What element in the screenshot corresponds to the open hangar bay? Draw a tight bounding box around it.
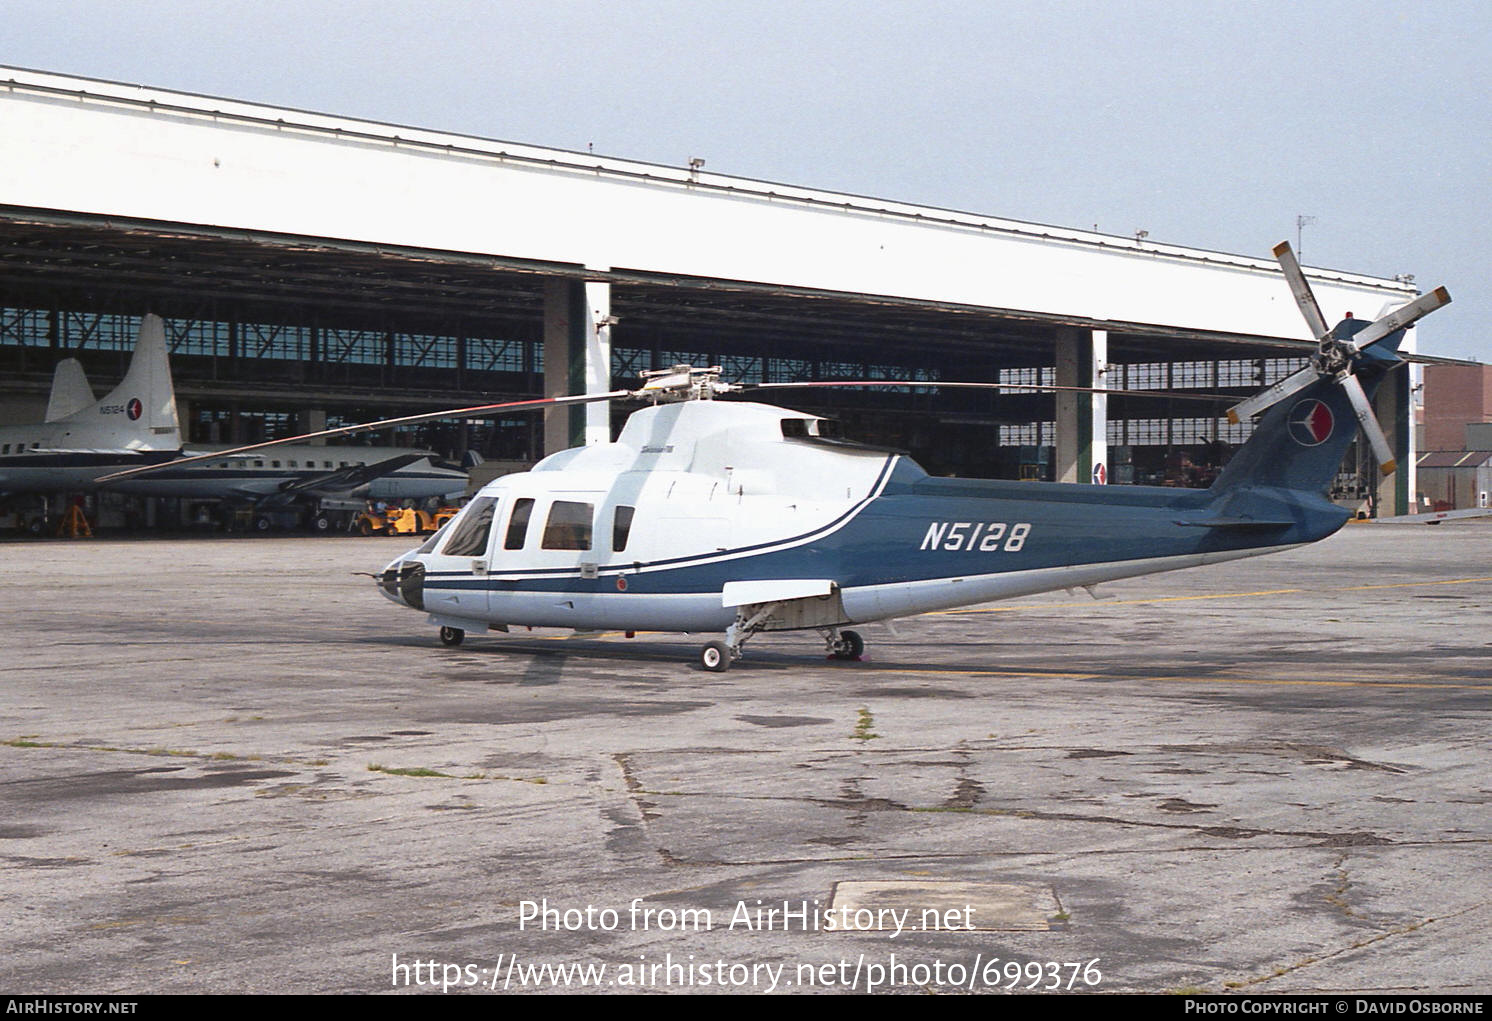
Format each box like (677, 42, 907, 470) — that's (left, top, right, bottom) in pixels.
(0, 524, 1487, 994)
(0, 66, 1437, 518)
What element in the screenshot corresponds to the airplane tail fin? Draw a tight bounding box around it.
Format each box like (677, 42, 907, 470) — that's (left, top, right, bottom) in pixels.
(64, 314, 181, 450)
(44, 359, 96, 422)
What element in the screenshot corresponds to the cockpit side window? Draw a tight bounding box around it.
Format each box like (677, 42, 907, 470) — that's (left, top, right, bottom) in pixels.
(416, 519, 452, 554)
(441, 497, 498, 556)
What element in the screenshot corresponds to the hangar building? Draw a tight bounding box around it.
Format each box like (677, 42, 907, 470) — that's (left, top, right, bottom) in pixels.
(0, 67, 1430, 516)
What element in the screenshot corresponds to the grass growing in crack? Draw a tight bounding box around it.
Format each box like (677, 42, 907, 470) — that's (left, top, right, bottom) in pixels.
(851, 708, 880, 742)
(368, 764, 454, 779)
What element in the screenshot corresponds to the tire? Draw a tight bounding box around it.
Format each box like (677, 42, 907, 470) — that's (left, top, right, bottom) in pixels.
(439, 626, 465, 647)
(700, 641, 732, 672)
(311, 513, 331, 534)
(834, 630, 865, 660)
(253, 515, 272, 533)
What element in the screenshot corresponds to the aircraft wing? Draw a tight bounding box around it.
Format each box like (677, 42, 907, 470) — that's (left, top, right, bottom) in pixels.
(30, 447, 170, 456)
(274, 453, 432, 497)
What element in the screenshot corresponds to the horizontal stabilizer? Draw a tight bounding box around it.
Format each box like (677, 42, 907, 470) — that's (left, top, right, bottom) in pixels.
(1174, 517, 1294, 530)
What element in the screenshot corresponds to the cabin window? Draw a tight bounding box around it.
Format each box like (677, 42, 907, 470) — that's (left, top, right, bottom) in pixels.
(612, 506, 635, 552)
(271, 460, 281, 469)
(541, 501, 593, 550)
(2, 444, 8, 454)
(504, 498, 534, 550)
(441, 497, 499, 557)
(254, 460, 264, 468)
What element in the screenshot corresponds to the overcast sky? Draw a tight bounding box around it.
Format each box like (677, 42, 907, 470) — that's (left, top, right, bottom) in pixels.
(7, 0, 1489, 359)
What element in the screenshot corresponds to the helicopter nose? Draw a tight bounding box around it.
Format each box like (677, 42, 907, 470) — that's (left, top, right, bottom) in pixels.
(377, 558, 425, 610)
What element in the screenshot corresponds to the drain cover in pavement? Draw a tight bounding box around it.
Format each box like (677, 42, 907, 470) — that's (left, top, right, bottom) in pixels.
(827, 880, 1059, 932)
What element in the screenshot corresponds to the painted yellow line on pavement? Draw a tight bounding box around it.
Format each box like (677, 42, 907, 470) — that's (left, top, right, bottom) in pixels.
(859, 665, 1492, 691)
(1338, 576, 1492, 592)
(938, 589, 1303, 615)
(939, 576, 1492, 616)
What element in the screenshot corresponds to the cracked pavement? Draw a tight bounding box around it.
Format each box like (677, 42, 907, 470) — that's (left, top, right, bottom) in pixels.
(1, 524, 1488, 993)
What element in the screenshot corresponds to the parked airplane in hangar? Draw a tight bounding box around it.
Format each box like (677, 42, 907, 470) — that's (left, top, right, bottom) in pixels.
(0, 314, 470, 531)
(101, 243, 1452, 668)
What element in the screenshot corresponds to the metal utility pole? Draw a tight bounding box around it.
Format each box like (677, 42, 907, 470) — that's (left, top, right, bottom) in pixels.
(1296, 215, 1317, 261)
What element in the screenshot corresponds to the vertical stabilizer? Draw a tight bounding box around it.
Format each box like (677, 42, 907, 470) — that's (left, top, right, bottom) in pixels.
(44, 359, 96, 422)
(82, 314, 181, 449)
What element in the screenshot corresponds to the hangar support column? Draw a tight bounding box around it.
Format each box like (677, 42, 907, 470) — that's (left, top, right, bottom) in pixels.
(1375, 364, 1411, 516)
(543, 278, 613, 454)
(1053, 328, 1109, 485)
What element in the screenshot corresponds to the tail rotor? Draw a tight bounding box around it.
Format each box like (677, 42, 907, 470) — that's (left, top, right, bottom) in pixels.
(1225, 241, 1450, 477)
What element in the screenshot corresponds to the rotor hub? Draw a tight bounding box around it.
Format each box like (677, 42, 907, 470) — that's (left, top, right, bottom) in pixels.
(1311, 336, 1358, 378)
(633, 364, 739, 403)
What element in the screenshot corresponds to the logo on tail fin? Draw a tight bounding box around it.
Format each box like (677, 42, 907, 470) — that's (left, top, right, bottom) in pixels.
(126, 398, 143, 421)
(1287, 399, 1334, 447)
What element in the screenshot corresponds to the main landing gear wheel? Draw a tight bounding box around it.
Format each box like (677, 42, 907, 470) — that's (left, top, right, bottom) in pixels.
(700, 641, 732, 672)
(828, 629, 865, 661)
(439, 626, 465, 647)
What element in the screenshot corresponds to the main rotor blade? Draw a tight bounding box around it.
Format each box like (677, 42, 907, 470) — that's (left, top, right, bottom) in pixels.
(1225, 365, 1318, 424)
(94, 389, 629, 483)
(746, 379, 1231, 403)
(1274, 241, 1330, 340)
(1338, 373, 1397, 476)
(1345, 286, 1452, 351)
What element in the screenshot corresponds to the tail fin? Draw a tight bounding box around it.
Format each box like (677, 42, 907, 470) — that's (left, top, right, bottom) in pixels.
(44, 359, 96, 422)
(56, 314, 181, 450)
(1211, 315, 1402, 499)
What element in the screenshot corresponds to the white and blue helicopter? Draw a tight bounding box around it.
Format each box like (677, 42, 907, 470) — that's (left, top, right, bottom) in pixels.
(102, 243, 1450, 670)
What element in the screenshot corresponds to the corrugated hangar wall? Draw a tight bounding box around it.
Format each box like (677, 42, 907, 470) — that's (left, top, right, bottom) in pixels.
(0, 66, 1426, 509)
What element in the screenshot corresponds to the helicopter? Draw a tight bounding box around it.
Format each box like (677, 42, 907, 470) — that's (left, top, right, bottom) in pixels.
(101, 242, 1449, 670)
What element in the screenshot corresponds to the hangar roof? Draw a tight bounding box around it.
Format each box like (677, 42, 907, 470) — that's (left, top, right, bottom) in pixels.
(0, 65, 1420, 350)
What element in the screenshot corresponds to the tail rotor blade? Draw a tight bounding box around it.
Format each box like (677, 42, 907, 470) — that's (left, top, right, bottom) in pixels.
(1274, 241, 1330, 340)
(1338, 373, 1397, 476)
(1346, 286, 1452, 351)
(1227, 364, 1318, 425)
